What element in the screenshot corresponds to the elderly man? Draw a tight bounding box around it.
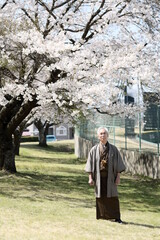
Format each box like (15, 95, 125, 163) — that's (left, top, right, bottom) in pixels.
(85, 127, 125, 223)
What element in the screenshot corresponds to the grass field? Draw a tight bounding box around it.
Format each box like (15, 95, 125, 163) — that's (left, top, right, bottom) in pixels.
(0, 140, 160, 240)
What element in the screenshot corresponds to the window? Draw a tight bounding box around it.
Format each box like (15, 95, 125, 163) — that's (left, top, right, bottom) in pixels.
(56, 126, 67, 136)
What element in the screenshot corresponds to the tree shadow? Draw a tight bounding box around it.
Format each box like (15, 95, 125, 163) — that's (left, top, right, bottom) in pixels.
(122, 221, 160, 229)
(119, 175, 160, 213)
(1, 142, 160, 223)
(21, 143, 74, 153)
(16, 154, 85, 165)
(0, 171, 95, 208)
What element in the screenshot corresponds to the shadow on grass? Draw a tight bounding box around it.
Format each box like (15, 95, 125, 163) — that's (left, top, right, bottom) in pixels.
(0, 171, 95, 208)
(119, 175, 160, 213)
(19, 142, 86, 165)
(1, 142, 160, 229)
(21, 142, 74, 153)
(0, 171, 159, 216)
(122, 221, 160, 229)
(17, 154, 85, 165)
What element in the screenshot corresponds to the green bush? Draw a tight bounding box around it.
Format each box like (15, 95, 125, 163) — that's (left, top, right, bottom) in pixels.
(20, 136, 39, 142)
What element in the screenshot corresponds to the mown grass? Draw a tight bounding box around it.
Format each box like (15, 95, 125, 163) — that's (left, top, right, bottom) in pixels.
(0, 140, 160, 240)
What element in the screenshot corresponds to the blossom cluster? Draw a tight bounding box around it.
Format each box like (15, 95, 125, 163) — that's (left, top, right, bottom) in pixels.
(0, 0, 159, 125)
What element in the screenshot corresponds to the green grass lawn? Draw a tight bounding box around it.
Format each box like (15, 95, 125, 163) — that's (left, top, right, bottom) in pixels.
(0, 140, 160, 240)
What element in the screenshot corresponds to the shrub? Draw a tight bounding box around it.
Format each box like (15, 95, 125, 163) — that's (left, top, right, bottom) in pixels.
(20, 136, 39, 142)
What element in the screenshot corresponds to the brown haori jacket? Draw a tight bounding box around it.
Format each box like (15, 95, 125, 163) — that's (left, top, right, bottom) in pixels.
(85, 142, 125, 198)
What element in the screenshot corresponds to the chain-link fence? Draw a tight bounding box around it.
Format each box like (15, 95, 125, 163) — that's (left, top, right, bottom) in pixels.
(75, 104, 160, 156)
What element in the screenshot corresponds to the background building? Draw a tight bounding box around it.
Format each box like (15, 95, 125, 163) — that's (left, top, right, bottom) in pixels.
(26, 124, 74, 140)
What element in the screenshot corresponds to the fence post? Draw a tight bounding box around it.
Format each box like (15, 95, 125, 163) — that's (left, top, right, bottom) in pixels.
(139, 113, 142, 152)
(157, 105, 160, 178)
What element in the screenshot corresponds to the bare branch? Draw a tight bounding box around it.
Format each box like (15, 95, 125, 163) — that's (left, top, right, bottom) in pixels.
(21, 7, 41, 31)
(81, 0, 106, 40)
(73, 0, 84, 13)
(38, 0, 57, 19)
(50, 0, 73, 10)
(34, 0, 40, 30)
(0, 0, 9, 9)
(117, 3, 127, 14)
(63, 27, 84, 33)
(8, 0, 41, 31)
(61, 0, 78, 15)
(95, 107, 125, 116)
(43, 0, 56, 38)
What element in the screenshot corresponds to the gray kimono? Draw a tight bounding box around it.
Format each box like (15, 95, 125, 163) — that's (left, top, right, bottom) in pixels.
(85, 142, 125, 198)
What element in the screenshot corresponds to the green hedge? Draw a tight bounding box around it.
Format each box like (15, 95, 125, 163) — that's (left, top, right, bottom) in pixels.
(20, 136, 39, 142)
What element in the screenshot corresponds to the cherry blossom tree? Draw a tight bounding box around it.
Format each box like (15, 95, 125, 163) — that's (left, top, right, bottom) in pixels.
(0, 0, 159, 172)
(32, 96, 89, 146)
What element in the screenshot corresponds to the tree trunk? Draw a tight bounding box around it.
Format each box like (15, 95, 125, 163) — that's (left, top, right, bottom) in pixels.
(39, 129, 47, 147)
(0, 134, 16, 173)
(14, 116, 34, 156)
(14, 129, 22, 156)
(34, 120, 50, 147)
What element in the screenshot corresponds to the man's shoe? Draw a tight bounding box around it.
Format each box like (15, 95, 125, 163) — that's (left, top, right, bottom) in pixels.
(115, 219, 123, 224)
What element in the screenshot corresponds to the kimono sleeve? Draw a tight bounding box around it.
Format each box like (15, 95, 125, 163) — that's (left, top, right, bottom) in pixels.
(85, 148, 94, 173)
(116, 148, 126, 173)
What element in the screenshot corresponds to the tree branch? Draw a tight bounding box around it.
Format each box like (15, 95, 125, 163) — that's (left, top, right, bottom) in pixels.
(0, 97, 22, 123)
(45, 69, 67, 85)
(0, 67, 17, 80)
(81, 0, 106, 40)
(0, 0, 9, 9)
(38, 0, 57, 20)
(49, 0, 73, 10)
(10, 0, 40, 31)
(7, 99, 37, 134)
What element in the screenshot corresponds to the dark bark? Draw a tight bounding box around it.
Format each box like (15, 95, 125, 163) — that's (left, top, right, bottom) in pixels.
(0, 98, 37, 172)
(0, 67, 62, 172)
(34, 120, 51, 147)
(38, 129, 47, 147)
(0, 133, 16, 173)
(14, 117, 33, 156)
(14, 129, 22, 156)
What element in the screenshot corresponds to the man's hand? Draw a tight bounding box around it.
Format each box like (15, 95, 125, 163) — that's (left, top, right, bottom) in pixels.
(88, 173, 94, 186)
(115, 173, 120, 185)
(88, 178, 94, 186)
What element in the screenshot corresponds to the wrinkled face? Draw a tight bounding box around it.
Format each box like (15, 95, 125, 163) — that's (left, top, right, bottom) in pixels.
(98, 129, 108, 144)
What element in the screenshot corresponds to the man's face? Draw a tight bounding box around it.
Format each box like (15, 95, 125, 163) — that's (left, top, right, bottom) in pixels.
(98, 129, 108, 144)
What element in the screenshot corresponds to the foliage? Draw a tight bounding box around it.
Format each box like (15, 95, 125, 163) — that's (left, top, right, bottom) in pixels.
(20, 136, 39, 142)
(0, 0, 160, 119)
